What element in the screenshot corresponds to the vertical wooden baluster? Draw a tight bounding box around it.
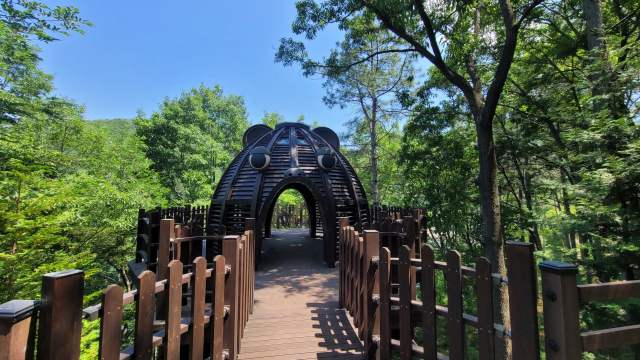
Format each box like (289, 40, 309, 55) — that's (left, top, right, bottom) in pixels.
(238, 241, 244, 348)
(353, 229, 360, 329)
(446, 251, 464, 360)
(421, 244, 437, 359)
(379, 248, 391, 360)
(507, 242, 540, 360)
(411, 210, 421, 256)
(403, 217, 417, 300)
(358, 235, 365, 339)
(350, 229, 358, 319)
(231, 225, 239, 235)
(156, 219, 174, 321)
(147, 212, 160, 273)
(210, 255, 225, 360)
(180, 226, 191, 306)
(165, 261, 183, 360)
(351, 228, 360, 330)
(37, 269, 84, 360)
(190, 258, 206, 360)
(339, 217, 349, 309)
(134, 271, 155, 360)
(244, 235, 249, 326)
(399, 246, 412, 360)
(362, 230, 380, 360)
(222, 236, 240, 360)
(476, 257, 494, 360)
(192, 215, 204, 260)
(173, 225, 181, 260)
(98, 285, 123, 360)
(245, 219, 256, 314)
(346, 227, 353, 315)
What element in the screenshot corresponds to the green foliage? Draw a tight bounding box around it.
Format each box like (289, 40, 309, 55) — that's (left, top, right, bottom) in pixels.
(276, 189, 304, 207)
(88, 118, 134, 139)
(0, 9, 165, 358)
(0, 0, 92, 43)
(260, 110, 284, 128)
(0, 108, 167, 300)
(0, 21, 54, 124)
(135, 84, 250, 205)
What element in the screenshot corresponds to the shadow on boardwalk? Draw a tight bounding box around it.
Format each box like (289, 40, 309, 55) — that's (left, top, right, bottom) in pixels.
(239, 229, 364, 360)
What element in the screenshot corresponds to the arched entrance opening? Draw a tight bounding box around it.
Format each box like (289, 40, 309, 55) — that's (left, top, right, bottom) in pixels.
(262, 188, 319, 236)
(256, 175, 334, 268)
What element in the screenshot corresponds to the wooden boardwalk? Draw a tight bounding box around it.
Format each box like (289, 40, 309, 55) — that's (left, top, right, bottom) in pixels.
(238, 229, 364, 360)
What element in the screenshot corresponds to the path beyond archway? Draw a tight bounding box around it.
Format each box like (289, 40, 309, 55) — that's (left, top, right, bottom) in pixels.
(238, 229, 364, 360)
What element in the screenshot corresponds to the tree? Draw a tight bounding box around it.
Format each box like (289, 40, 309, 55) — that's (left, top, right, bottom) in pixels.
(0, 0, 92, 42)
(276, 1, 548, 355)
(135, 84, 250, 204)
(260, 110, 285, 127)
(320, 22, 416, 206)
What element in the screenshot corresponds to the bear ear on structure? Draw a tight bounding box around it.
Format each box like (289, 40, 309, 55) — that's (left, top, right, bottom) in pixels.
(242, 124, 273, 148)
(312, 127, 340, 149)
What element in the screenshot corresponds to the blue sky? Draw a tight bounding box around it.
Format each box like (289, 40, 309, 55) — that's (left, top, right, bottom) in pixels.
(38, 1, 354, 132)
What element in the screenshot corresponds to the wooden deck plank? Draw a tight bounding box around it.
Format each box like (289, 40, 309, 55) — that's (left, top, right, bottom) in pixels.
(241, 339, 362, 353)
(238, 229, 364, 360)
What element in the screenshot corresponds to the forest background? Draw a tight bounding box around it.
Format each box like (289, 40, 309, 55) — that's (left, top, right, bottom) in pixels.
(1, 0, 639, 359)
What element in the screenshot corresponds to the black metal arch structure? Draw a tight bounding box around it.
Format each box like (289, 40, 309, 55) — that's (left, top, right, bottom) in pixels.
(208, 122, 369, 268)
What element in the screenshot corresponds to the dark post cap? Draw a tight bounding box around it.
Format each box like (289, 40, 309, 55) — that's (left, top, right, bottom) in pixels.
(506, 241, 534, 247)
(44, 269, 84, 278)
(539, 261, 579, 275)
(0, 300, 40, 324)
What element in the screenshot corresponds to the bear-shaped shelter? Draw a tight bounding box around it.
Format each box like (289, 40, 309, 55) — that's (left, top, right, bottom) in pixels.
(208, 122, 370, 268)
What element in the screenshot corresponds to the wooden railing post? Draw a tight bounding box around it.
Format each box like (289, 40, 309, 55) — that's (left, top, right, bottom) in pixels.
(0, 300, 39, 360)
(539, 261, 581, 360)
(507, 242, 540, 360)
(362, 230, 380, 359)
(222, 235, 240, 360)
(36, 270, 85, 360)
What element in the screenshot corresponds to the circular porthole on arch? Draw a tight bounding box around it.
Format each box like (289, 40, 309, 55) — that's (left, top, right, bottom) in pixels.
(317, 148, 337, 170)
(249, 146, 271, 170)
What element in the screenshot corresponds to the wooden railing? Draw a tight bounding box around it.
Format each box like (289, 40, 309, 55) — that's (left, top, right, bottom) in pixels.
(0, 218, 255, 360)
(340, 214, 538, 360)
(340, 213, 640, 359)
(539, 261, 640, 359)
(270, 203, 310, 229)
(369, 205, 421, 223)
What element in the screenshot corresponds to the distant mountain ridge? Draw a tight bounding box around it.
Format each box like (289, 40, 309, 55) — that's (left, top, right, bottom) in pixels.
(87, 118, 135, 138)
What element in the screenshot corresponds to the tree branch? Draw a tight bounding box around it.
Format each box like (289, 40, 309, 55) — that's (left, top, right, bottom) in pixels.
(413, 0, 445, 63)
(358, 0, 475, 100)
(316, 48, 418, 74)
(516, 0, 545, 30)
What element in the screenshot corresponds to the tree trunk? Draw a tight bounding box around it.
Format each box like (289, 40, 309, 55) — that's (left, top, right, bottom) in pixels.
(371, 97, 379, 207)
(583, 0, 606, 112)
(562, 185, 577, 249)
(476, 114, 512, 359)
